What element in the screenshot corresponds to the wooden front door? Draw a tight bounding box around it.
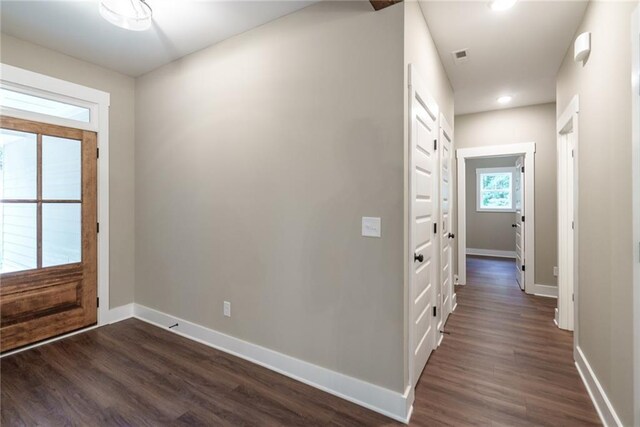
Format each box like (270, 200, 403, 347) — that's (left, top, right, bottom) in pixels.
(0, 116, 97, 352)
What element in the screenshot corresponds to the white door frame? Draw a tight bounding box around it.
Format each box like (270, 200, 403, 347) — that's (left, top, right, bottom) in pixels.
(456, 142, 536, 293)
(557, 96, 579, 333)
(407, 63, 440, 392)
(631, 4, 640, 421)
(0, 64, 112, 326)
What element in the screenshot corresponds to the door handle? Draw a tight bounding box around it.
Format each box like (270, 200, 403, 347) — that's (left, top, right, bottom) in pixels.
(448, 233, 455, 239)
(512, 224, 517, 228)
(414, 253, 424, 263)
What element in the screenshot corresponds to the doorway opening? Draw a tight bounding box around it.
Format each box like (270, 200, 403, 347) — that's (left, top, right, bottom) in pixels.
(556, 96, 578, 333)
(456, 143, 536, 294)
(0, 117, 98, 352)
(0, 64, 111, 356)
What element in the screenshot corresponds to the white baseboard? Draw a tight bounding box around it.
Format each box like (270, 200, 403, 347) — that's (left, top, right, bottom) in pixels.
(132, 304, 412, 423)
(575, 346, 623, 427)
(532, 284, 558, 298)
(466, 248, 516, 258)
(104, 303, 134, 324)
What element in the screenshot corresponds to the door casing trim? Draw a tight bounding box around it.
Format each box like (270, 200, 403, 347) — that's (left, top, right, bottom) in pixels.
(557, 96, 579, 333)
(455, 142, 536, 294)
(631, 4, 640, 423)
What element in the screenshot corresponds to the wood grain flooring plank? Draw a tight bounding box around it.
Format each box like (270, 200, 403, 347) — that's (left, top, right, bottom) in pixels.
(0, 255, 599, 426)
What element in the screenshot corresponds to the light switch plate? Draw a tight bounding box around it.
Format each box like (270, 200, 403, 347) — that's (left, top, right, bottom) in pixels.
(362, 217, 381, 238)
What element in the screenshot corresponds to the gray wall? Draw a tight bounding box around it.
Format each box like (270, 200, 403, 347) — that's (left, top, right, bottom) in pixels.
(556, 2, 636, 424)
(135, 1, 406, 392)
(454, 103, 558, 287)
(0, 34, 136, 309)
(466, 157, 518, 252)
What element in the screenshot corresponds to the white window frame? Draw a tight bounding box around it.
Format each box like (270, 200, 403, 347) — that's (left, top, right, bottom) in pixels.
(475, 166, 516, 212)
(0, 63, 112, 329)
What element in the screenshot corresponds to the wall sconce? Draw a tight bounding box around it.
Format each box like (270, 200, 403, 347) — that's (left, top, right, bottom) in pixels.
(574, 32, 591, 64)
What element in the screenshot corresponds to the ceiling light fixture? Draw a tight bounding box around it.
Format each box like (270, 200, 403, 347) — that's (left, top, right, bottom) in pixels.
(490, 0, 517, 11)
(99, 0, 152, 31)
(497, 95, 513, 104)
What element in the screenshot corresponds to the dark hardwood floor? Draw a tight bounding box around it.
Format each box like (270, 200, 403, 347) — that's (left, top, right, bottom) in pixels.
(411, 256, 600, 426)
(1, 255, 600, 426)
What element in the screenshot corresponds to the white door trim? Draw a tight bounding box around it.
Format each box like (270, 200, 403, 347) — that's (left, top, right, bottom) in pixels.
(556, 96, 579, 333)
(455, 142, 536, 293)
(631, 4, 640, 422)
(0, 63, 112, 325)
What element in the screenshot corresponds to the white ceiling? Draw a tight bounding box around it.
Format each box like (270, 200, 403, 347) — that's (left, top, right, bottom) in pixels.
(0, 0, 316, 77)
(419, 0, 588, 115)
(1, 0, 588, 113)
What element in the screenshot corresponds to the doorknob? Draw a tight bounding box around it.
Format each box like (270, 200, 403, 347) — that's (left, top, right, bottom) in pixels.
(448, 233, 455, 239)
(512, 224, 517, 228)
(414, 253, 424, 263)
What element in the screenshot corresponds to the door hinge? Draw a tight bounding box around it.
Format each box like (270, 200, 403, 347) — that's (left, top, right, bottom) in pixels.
(433, 139, 437, 151)
(521, 166, 524, 173)
(521, 265, 526, 272)
(572, 220, 575, 230)
(522, 216, 525, 222)
(97, 297, 100, 307)
(433, 306, 437, 317)
(97, 147, 100, 159)
(97, 222, 100, 233)
(572, 293, 574, 302)
(571, 149, 574, 158)
(433, 223, 437, 234)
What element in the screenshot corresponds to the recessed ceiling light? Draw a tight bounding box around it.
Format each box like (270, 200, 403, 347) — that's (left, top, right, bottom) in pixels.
(497, 95, 513, 104)
(490, 0, 517, 11)
(100, 0, 153, 31)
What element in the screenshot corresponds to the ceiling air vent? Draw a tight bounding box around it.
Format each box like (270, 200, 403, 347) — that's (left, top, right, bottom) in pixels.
(452, 49, 469, 64)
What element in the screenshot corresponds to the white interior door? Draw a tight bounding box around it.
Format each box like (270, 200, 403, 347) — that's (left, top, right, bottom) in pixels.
(439, 118, 453, 326)
(409, 67, 439, 386)
(514, 157, 525, 290)
(566, 134, 576, 330)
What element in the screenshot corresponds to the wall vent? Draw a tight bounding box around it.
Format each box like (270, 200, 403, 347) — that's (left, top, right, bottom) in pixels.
(452, 49, 469, 64)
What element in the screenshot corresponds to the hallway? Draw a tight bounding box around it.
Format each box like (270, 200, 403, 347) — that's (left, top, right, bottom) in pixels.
(411, 256, 601, 426)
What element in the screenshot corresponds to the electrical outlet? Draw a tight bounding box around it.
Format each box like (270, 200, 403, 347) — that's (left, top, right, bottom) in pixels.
(553, 266, 558, 277)
(224, 301, 231, 317)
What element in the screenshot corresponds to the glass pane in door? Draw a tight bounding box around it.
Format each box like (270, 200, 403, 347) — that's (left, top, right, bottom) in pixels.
(42, 135, 81, 200)
(0, 203, 37, 273)
(0, 129, 37, 199)
(42, 203, 81, 268)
